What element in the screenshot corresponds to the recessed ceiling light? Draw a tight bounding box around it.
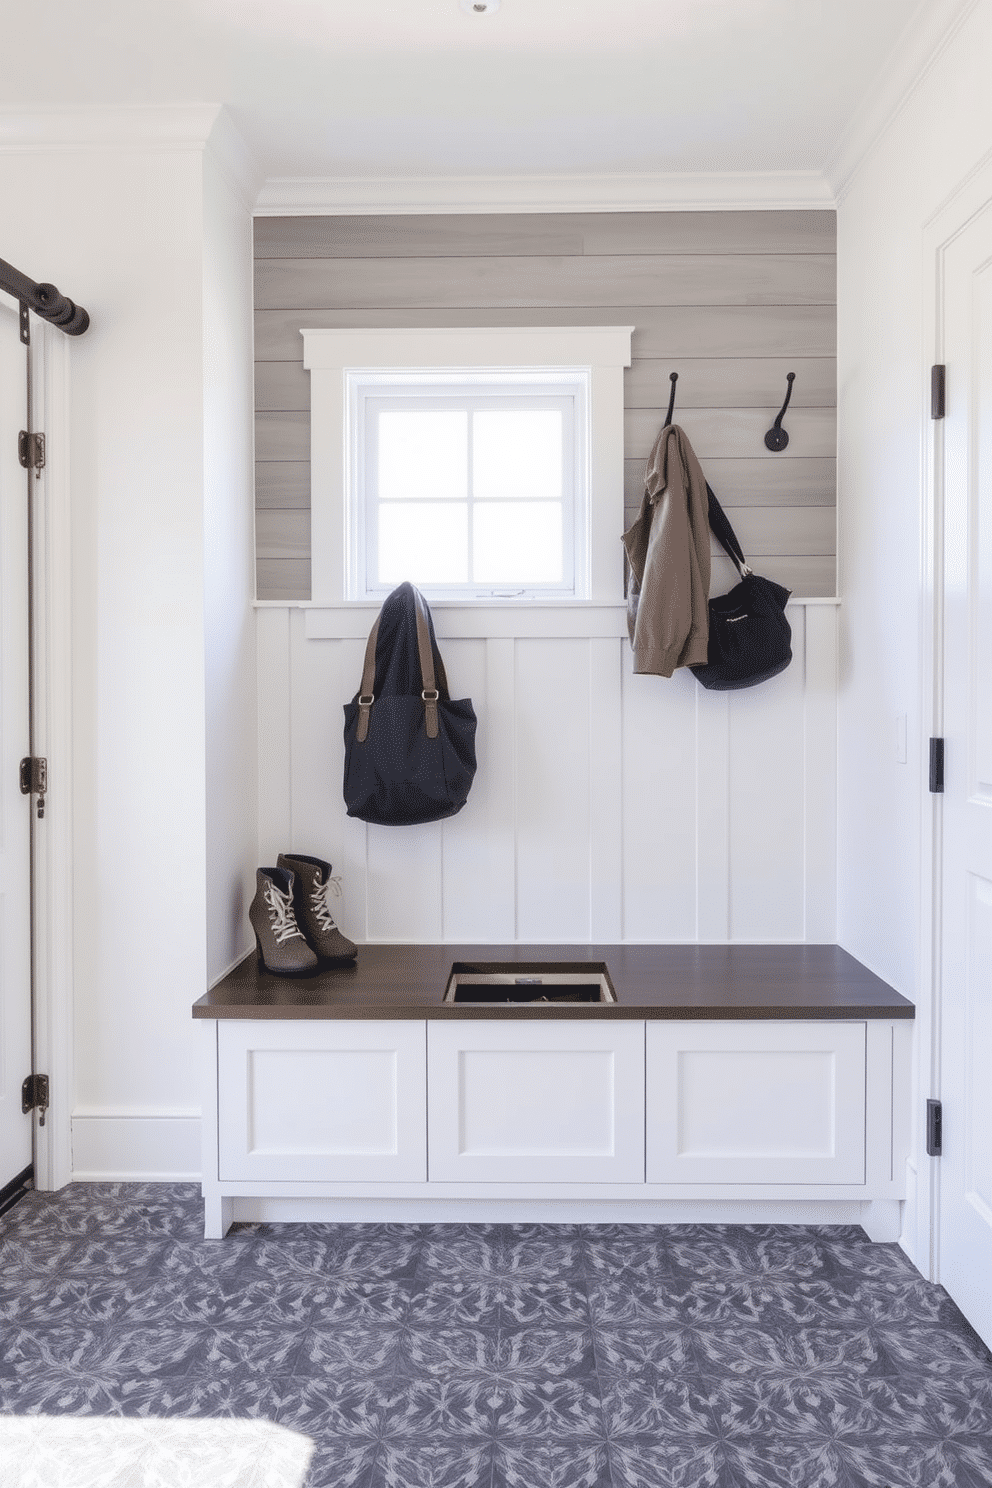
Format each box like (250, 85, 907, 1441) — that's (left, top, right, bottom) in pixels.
(460, 0, 500, 14)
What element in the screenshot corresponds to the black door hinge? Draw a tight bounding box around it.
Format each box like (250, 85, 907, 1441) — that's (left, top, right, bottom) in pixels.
(931, 365, 946, 419)
(19, 757, 47, 795)
(18, 430, 45, 473)
(929, 738, 944, 793)
(926, 1098, 942, 1156)
(22, 1073, 50, 1126)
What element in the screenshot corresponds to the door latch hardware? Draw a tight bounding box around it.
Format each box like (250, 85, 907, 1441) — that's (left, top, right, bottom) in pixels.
(19, 757, 47, 795)
(22, 1073, 50, 1126)
(926, 1098, 942, 1157)
(929, 738, 944, 794)
(17, 430, 45, 474)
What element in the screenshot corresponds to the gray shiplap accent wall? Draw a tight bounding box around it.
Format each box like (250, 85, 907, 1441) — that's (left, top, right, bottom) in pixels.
(253, 211, 836, 601)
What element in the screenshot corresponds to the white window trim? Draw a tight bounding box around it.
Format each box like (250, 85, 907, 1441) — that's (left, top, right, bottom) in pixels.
(302, 326, 634, 606)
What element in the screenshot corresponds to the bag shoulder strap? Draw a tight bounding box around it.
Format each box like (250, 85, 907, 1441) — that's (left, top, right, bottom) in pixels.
(355, 588, 446, 743)
(356, 619, 379, 742)
(706, 483, 752, 581)
(412, 588, 441, 740)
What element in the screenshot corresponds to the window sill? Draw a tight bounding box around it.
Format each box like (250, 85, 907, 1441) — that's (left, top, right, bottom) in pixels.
(248, 598, 841, 642)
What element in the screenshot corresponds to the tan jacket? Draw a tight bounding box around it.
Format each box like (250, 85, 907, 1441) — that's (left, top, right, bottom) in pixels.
(622, 423, 711, 676)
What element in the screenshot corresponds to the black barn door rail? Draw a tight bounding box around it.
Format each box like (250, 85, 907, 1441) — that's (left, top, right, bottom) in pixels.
(0, 256, 89, 338)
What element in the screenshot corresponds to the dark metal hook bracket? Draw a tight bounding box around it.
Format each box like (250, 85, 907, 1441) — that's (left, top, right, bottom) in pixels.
(765, 372, 795, 451)
(663, 371, 678, 428)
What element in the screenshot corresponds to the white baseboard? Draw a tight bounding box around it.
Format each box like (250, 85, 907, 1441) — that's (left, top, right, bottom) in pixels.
(230, 1196, 880, 1229)
(71, 1112, 200, 1181)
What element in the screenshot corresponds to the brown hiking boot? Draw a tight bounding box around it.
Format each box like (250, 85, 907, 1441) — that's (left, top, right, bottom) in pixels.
(249, 867, 319, 976)
(277, 853, 358, 964)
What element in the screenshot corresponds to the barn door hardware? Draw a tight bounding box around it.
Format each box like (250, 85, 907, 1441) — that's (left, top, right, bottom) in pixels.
(20, 756, 47, 815)
(926, 1098, 942, 1157)
(22, 1072, 50, 1126)
(0, 263, 88, 1178)
(18, 430, 45, 475)
(0, 259, 90, 337)
(764, 372, 796, 451)
(931, 364, 946, 419)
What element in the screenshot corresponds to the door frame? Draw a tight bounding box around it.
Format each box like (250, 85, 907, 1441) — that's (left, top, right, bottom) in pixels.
(918, 147, 992, 1282)
(24, 318, 75, 1192)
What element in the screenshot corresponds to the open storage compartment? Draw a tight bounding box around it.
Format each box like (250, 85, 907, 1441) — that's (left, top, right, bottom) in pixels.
(443, 961, 617, 1005)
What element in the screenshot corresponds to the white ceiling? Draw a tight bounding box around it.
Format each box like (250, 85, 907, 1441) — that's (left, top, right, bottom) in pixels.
(0, 0, 940, 184)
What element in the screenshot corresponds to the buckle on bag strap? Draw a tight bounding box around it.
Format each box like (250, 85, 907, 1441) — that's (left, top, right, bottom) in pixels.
(421, 687, 440, 739)
(356, 693, 375, 743)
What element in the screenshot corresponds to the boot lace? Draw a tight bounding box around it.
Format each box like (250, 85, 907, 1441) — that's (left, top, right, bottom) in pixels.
(265, 879, 305, 944)
(311, 874, 342, 934)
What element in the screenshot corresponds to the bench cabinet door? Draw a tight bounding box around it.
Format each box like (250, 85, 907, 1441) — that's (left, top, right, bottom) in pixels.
(427, 1020, 645, 1183)
(217, 1020, 427, 1182)
(646, 1021, 866, 1185)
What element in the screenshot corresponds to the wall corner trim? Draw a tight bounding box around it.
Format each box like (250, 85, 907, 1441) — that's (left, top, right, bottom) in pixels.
(825, 0, 982, 204)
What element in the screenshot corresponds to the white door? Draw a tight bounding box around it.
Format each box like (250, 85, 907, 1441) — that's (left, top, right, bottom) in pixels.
(0, 301, 33, 1191)
(938, 199, 992, 1346)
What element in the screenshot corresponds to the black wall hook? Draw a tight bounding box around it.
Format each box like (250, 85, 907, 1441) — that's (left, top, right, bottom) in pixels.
(765, 372, 795, 451)
(663, 372, 678, 428)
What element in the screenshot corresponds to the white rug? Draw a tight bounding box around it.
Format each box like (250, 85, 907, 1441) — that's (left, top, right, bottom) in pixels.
(0, 1417, 315, 1488)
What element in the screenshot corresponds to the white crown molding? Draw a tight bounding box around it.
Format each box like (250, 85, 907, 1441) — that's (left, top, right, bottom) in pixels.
(254, 170, 836, 216)
(203, 108, 265, 211)
(825, 0, 982, 204)
(0, 103, 223, 153)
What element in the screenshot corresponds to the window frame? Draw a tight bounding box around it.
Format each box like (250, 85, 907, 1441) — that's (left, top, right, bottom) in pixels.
(302, 326, 633, 607)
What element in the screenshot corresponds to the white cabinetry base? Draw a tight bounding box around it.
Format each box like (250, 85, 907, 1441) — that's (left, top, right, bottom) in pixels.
(199, 1017, 911, 1240)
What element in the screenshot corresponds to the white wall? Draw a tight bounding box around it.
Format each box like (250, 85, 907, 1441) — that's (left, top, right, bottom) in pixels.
(202, 136, 259, 990)
(835, 0, 992, 1263)
(0, 110, 258, 1181)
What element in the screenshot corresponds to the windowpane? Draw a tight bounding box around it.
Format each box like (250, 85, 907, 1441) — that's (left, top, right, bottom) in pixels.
(473, 502, 563, 584)
(378, 503, 468, 585)
(378, 412, 467, 501)
(473, 411, 562, 501)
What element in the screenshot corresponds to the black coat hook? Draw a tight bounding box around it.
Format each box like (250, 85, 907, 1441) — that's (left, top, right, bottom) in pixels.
(765, 372, 795, 451)
(663, 372, 678, 428)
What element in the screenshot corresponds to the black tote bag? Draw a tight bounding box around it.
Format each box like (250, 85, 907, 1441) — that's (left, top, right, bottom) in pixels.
(343, 583, 478, 825)
(689, 486, 793, 691)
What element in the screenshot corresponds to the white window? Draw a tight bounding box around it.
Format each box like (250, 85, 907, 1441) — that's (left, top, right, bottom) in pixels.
(302, 327, 633, 606)
(351, 371, 586, 600)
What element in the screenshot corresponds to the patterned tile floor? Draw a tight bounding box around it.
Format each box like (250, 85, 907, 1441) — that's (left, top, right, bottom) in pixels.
(2, 1184, 992, 1488)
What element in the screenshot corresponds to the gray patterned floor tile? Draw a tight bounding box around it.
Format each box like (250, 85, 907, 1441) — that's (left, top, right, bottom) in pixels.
(597, 1372, 719, 1439)
(4, 1190, 992, 1488)
(492, 1439, 612, 1488)
(299, 1322, 407, 1378)
(400, 1323, 598, 1387)
(606, 1434, 733, 1488)
(0, 1183, 204, 1240)
(408, 1277, 588, 1328)
(369, 1439, 491, 1488)
(298, 1438, 379, 1488)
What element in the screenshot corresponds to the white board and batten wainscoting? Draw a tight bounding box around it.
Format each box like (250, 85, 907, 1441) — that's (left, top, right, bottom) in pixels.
(257, 597, 838, 946)
(200, 1011, 911, 1241)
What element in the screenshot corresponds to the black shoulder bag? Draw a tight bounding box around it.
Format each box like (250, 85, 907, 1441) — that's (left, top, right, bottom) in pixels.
(689, 486, 793, 691)
(343, 583, 478, 825)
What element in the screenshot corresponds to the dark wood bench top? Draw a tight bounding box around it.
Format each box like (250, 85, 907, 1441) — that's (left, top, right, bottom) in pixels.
(193, 944, 914, 1021)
